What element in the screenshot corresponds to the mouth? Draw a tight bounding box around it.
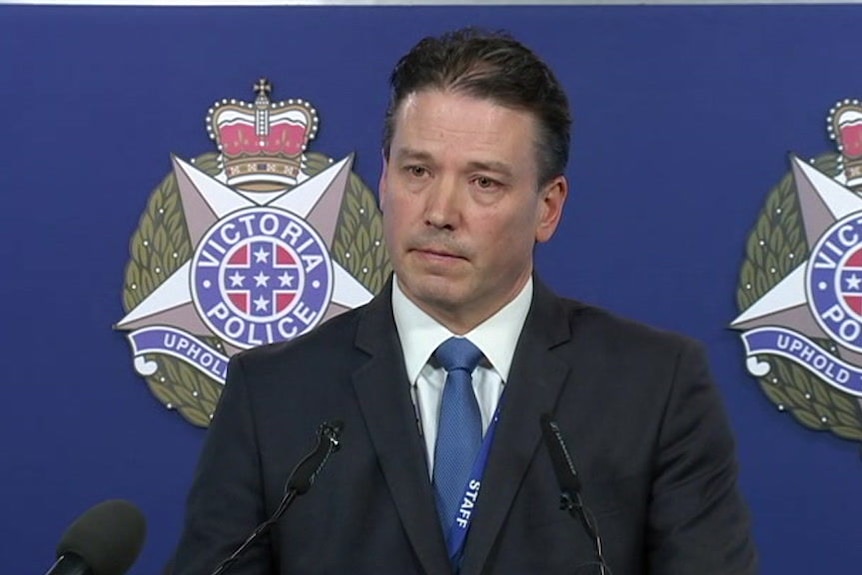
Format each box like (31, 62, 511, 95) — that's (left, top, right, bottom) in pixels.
(410, 247, 467, 262)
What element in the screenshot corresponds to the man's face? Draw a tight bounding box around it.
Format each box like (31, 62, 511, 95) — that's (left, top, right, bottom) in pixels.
(380, 89, 567, 333)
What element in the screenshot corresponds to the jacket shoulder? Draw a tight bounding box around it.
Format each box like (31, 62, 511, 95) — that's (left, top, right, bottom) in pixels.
(553, 295, 701, 358)
(228, 303, 369, 377)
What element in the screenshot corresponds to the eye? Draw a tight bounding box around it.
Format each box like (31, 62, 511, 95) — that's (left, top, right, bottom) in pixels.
(473, 175, 500, 190)
(405, 165, 428, 178)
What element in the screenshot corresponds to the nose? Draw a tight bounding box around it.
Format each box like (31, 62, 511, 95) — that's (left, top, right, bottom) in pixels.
(423, 176, 460, 230)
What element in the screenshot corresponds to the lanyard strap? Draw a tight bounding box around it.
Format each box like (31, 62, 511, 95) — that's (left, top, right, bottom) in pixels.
(444, 400, 503, 564)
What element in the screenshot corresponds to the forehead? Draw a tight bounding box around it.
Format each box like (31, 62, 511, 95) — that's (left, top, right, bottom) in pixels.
(389, 89, 541, 165)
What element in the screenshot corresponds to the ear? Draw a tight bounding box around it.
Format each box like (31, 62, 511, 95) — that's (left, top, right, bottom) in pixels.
(378, 150, 390, 211)
(535, 175, 568, 243)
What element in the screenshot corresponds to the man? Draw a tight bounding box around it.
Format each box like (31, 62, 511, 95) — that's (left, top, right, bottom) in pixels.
(173, 28, 757, 574)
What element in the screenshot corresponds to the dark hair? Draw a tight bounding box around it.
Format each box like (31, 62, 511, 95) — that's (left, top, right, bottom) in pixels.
(382, 28, 571, 185)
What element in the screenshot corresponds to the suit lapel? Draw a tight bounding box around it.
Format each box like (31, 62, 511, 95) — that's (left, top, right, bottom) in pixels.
(460, 280, 573, 575)
(351, 281, 452, 575)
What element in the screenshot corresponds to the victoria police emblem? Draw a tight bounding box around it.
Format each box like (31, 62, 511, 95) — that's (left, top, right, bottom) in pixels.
(116, 79, 389, 426)
(733, 100, 862, 443)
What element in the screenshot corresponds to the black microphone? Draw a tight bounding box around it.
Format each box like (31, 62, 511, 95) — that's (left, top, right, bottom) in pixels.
(540, 414, 611, 575)
(209, 419, 344, 575)
(286, 419, 344, 494)
(45, 499, 146, 575)
(540, 414, 582, 500)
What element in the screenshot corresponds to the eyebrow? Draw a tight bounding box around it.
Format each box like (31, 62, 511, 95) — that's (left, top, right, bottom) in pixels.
(393, 147, 434, 163)
(464, 160, 514, 179)
(393, 147, 514, 178)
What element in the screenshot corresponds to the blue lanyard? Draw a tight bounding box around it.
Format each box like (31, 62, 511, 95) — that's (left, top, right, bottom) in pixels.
(444, 400, 503, 565)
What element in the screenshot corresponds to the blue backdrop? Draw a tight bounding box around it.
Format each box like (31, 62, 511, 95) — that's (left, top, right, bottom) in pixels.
(2, 4, 860, 574)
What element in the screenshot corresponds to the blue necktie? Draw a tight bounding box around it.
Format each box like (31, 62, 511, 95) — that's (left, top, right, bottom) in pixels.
(432, 337, 484, 535)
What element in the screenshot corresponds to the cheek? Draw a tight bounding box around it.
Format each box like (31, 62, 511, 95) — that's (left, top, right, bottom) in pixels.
(385, 192, 423, 225)
(382, 200, 412, 243)
(382, 210, 398, 239)
(495, 205, 540, 239)
(475, 219, 519, 253)
(485, 212, 540, 258)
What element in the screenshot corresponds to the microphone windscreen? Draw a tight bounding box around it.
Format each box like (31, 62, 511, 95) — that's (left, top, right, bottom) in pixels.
(56, 499, 147, 575)
(540, 413, 581, 493)
(287, 420, 344, 494)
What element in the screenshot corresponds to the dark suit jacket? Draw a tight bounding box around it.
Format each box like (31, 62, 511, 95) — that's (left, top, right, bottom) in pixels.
(173, 278, 756, 574)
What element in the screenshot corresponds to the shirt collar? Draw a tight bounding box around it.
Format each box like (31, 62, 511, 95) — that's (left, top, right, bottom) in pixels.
(391, 275, 533, 385)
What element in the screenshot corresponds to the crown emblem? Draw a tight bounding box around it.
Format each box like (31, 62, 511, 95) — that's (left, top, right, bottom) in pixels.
(828, 99, 862, 190)
(207, 78, 318, 192)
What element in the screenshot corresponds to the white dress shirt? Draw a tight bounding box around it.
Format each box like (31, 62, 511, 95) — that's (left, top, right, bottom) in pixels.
(391, 276, 533, 477)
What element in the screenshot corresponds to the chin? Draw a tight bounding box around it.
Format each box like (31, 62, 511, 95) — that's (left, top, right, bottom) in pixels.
(403, 277, 464, 309)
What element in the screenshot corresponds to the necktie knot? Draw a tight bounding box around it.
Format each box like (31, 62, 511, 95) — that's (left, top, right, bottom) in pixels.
(435, 337, 483, 374)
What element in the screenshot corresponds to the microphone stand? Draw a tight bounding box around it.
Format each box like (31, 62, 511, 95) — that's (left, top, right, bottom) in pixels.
(541, 414, 612, 575)
(558, 488, 610, 575)
(209, 420, 343, 575)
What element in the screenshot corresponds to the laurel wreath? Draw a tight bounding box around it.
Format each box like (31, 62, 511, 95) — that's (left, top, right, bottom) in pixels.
(736, 152, 862, 441)
(121, 151, 390, 427)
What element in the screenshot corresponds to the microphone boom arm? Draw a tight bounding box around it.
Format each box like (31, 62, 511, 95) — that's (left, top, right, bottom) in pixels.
(209, 420, 344, 575)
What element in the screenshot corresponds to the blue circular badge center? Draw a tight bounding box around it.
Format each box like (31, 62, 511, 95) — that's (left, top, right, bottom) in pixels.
(190, 207, 333, 349)
(807, 214, 862, 352)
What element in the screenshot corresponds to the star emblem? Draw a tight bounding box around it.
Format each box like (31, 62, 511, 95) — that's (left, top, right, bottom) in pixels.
(254, 247, 270, 264)
(731, 154, 862, 366)
(278, 271, 295, 288)
(253, 295, 269, 312)
(116, 154, 373, 355)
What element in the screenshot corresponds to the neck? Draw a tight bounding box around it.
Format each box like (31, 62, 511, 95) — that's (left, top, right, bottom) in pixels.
(394, 274, 531, 335)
